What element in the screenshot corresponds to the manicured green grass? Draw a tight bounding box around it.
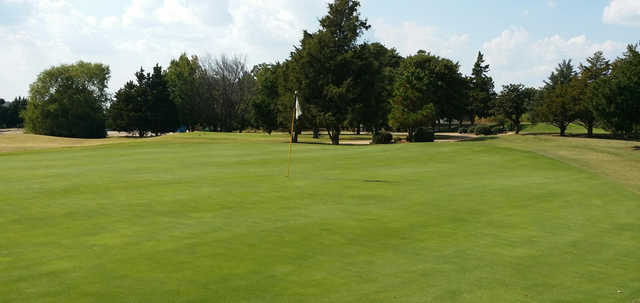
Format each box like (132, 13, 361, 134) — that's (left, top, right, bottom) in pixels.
(1, 132, 639, 302)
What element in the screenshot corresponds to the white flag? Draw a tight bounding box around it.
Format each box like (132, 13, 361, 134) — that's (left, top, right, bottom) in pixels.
(295, 97, 302, 120)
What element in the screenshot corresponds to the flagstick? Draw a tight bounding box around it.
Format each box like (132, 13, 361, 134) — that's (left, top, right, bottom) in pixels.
(287, 93, 297, 178)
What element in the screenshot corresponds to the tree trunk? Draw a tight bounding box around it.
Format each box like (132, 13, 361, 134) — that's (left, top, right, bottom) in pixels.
(292, 130, 299, 143)
(407, 127, 414, 142)
(328, 127, 340, 145)
(559, 124, 567, 137)
(587, 123, 594, 138)
(356, 125, 361, 135)
(313, 128, 320, 139)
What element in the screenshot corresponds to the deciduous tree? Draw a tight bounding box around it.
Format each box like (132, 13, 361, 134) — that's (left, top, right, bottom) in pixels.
(23, 61, 110, 138)
(492, 84, 534, 134)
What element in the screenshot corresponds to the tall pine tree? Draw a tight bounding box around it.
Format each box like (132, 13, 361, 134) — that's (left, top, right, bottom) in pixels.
(294, 0, 370, 145)
(468, 51, 496, 123)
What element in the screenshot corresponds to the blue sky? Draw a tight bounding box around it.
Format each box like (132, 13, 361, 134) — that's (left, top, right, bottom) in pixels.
(1, 0, 639, 100)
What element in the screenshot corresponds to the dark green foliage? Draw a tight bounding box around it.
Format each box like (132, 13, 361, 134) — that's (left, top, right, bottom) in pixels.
(492, 84, 535, 134)
(575, 51, 611, 137)
(410, 126, 435, 142)
(538, 60, 580, 136)
(390, 51, 466, 139)
(346, 43, 400, 133)
(0, 97, 27, 128)
(109, 65, 178, 137)
(491, 125, 505, 134)
(166, 54, 202, 131)
(474, 125, 493, 136)
(292, 0, 370, 145)
(458, 127, 468, 134)
(468, 52, 496, 122)
(592, 44, 640, 136)
(23, 61, 110, 138)
(372, 131, 393, 144)
(249, 64, 280, 134)
(467, 124, 477, 134)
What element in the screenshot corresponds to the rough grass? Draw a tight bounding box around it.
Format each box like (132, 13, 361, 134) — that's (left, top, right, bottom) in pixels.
(487, 135, 640, 194)
(0, 133, 141, 153)
(1, 132, 639, 302)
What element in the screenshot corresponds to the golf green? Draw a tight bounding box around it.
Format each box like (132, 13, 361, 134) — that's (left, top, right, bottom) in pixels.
(1, 133, 639, 302)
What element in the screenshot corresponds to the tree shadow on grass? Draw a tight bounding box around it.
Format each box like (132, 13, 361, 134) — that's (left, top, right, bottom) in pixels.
(521, 133, 640, 142)
(435, 134, 474, 141)
(293, 141, 371, 147)
(459, 136, 499, 142)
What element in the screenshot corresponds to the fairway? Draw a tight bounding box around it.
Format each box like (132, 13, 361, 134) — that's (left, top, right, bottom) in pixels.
(1, 133, 639, 302)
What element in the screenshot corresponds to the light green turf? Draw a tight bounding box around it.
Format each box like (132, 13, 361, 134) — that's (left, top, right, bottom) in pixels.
(520, 122, 608, 135)
(1, 132, 639, 302)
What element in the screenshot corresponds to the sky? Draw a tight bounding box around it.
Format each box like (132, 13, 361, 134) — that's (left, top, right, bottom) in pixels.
(1, 0, 639, 100)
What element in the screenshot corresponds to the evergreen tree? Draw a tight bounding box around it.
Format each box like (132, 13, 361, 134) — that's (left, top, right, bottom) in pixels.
(593, 44, 640, 136)
(347, 42, 401, 134)
(110, 65, 178, 137)
(294, 0, 370, 145)
(539, 60, 579, 136)
(149, 65, 179, 136)
(468, 51, 496, 123)
(575, 51, 611, 137)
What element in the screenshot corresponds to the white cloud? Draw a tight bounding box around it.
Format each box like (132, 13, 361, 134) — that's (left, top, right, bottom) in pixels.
(547, 0, 557, 8)
(154, 0, 201, 25)
(372, 19, 470, 59)
(603, 0, 640, 26)
(482, 27, 625, 89)
(0, 0, 329, 99)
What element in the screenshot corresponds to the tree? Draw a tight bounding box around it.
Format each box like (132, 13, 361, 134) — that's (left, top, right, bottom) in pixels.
(592, 44, 640, 136)
(110, 79, 148, 137)
(210, 55, 254, 132)
(5, 97, 28, 128)
(250, 63, 281, 134)
(389, 51, 466, 139)
(574, 51, 611, 137)
(23, 61, 110, 138)
(148, 65, 179, 136)
(293, 0, 370, 145)
(0, 98, 6, 128)
(166, 53, 202, 131)
(110, 65, 178, 137)
(468, 51, 496, 123)
(347, 42, 401, 134)
(539, 60, 579, 136)
(492, 84, 534, 134)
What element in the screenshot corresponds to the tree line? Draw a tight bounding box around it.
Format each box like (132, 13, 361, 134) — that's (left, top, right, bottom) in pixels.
(0, 97, 27, 128)
(6, 0, 640, 142)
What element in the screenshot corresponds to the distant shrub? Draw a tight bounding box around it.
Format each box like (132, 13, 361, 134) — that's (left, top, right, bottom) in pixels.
(410, 127, 435, 142)
(467, 125, 477, 134)
(458, 127, 468, 134)
(491, 125, 505, 134)
(474, 125, 493, 136)
(372, 131, 393, 144)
